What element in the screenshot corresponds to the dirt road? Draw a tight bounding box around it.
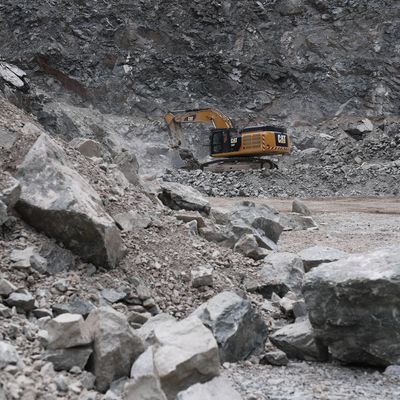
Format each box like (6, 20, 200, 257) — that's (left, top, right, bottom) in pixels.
(210, 196, 400, 254)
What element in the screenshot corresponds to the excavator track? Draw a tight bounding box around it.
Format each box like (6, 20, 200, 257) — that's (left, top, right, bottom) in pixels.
(201, 157, 278, 172)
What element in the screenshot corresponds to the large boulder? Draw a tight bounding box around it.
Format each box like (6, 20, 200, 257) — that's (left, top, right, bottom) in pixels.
(45, 313, 91, 350)
(270, 319, 328, 362)
(0, 341, 20, 369)
(151, 316, 220, 399)
(201, 201, 283, 256)
(114, 151, 140, 185)
(124, 347, 168, 400)
(15, 133, 124, 268)
(303, 247, 400, 367)
(176, 377, 242, 400)
(0, 171, 20, 226)
(298, 246, 347, 272)
(246, 252, 305, 298)
(192, 291, 267, 363)
(85, 307, 145, 392)
(158, 182, 210, 214)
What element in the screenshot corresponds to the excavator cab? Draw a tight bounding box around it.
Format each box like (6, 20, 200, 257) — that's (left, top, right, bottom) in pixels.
(210, 128, 241, 155)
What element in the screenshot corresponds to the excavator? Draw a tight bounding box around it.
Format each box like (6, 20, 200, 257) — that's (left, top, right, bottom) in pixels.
(164, 108, 291, 171)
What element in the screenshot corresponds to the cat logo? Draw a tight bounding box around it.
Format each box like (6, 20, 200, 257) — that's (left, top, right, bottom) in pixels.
(277, 134, 287, 145)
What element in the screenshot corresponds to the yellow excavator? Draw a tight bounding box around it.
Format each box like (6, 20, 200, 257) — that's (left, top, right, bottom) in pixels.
(164, 108, 291, 171)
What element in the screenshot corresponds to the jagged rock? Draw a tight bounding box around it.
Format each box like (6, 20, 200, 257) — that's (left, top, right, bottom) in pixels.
(292, 299, 308, 319)
(5, 289, 35, 313)
(247, 252, 305, 298)
(0, 200, 7, 226)
(101, 288, 127, 304)
(191, 265, 213, 288)
(260, 350, 289, 366)
(124, 347, 168, 400)
(0, 171, 21, 211)
(43, 346, 93, 371)
(298, 246, 347, 272)
(192, 291, 267, 363)
(9, 246, 37, 269)
(303, 247, 400, 367)
(33, 308, 53, 319)
(281, 214, 317, 231)
(52, 298, 96, 317)
(384, 365, 400, 376)
(151, 316, 220, 399)
(0, 341, 19, 369)
(233, 234, 270, 260)
(113, 210, 152, 232)
(0, 278, 17, 297)
(176, 377, 242, 400)
(0, 304, 12, 318)
(70, 138, 102, 158)
(0, 62, 27, 90)
(127, 311, 150, 326)
(136, 314, 177, 346)
(85, 307, 145, 392)
(292, 199, 311, 216)
(158, 182, 210, 214)
(344, 118, 374, 139)
(15, 133, 124, 268)
(40, 243, 76, 275)
(270, 319, 329, 362)
(114, 151, 140, 185)
(175, 211, 206, 228)
(45, 313, 91, 350)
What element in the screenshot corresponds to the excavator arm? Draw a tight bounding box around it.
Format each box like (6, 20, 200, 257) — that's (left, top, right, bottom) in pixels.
(164, 108, 234, 148)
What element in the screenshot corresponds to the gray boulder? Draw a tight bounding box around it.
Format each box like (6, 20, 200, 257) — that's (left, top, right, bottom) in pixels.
(45, 313, 91, 350)
(158, 182, 210, 214)
(70, 138, 102, 158)
(85, 307, 145, 392)
(292, 199, 311, 216)
(303, 247, 400, 367)
(43, 346, 93, 371)
(202, 201, 283, 256)
(270, 319, 328, 362)
(248, 252, 305, 298)
(0, 171, 20, 217)
(0, 62, 27, 90)
(52, 298, 96, 318)
(0, 341, 20, 369)
(113, 210, 152, 232)
(192, 291, 267, 363)
(233, 234, 270, 260)
(176, 377, 242, 400)
(0, 278, 17, 297)
(124, 347, 167, 400)
(115, 151, 140, 185)
(5, 290, 35, 313)
(191, 265, 214, 288)
(151, 316, 220, 399)
(299, 246, 347, 272)
(15, 134, 124, 268)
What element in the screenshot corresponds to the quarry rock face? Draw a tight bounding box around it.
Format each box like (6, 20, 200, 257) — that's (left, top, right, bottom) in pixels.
(303, 247, 400, 367)
(192, 291, 268, 363)
(15, 133, 124, 268)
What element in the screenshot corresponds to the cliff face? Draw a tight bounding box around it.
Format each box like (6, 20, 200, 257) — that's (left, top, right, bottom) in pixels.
(0, 0, 399, 124)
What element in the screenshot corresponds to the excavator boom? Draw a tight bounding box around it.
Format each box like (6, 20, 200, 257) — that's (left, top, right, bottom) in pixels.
(164, 108, 233, 148)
